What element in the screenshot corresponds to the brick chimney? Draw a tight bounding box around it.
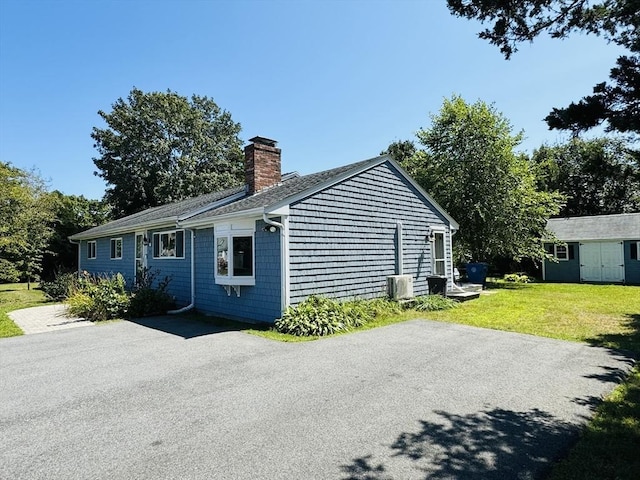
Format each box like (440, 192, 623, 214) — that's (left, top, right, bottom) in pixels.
(244, 136, 281, 195)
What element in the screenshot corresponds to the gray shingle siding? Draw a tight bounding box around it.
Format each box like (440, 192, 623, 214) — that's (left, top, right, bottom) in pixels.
(288, 162, 451, 304)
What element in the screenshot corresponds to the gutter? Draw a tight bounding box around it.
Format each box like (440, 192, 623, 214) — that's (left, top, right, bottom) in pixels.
(263, 212, 290, 314)
(168, 228, 196, 314)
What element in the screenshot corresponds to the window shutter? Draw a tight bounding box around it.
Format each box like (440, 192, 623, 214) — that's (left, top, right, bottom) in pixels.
(110, 240, 115, 259)
(153, 233, 160, 258)
(544, 244, 553, 255)
(631, 242, 638, 260)
(176, 230, 184, 257)
(568, 245, 575, 260)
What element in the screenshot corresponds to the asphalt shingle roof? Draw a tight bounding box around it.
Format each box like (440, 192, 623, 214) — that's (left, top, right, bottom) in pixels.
(185, 157, 381, 222)
(547, 213, 640, 241)
(70, 185, 245, 239)
(70, 156, 385, 239)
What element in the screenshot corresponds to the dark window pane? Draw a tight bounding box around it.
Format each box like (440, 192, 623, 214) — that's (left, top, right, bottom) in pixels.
(631, 242, 638, 260)
(176, 230, 184, 257)
(153, 233, 160, 258)
(233, 236, 253, 276)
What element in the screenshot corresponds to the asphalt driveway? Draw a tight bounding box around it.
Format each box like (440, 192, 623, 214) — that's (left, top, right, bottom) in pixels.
(0, 317, 634, 480)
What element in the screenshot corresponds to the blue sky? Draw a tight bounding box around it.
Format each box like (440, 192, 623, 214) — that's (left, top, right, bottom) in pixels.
(0, 0, 625, 200)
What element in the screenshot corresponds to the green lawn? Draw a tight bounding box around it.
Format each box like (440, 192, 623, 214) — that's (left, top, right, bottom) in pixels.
(426, 282, 640, 353)
(420, 282, 640, 480)
(2, 280, 638, 477)
(251, 281, 640, 479)
(0, 283, 50, 337)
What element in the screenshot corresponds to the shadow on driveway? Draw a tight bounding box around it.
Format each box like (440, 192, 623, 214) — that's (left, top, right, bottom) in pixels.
(341, 407, 578, 480)
(127, 315, 250, 339)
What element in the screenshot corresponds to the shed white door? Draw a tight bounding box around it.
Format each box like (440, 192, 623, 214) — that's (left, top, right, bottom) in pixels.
(580, 242, 624, 283)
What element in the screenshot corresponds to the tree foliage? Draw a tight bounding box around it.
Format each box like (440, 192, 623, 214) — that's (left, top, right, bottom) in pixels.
(447, 0, 639, 138)
(0, 162, 56, 285)
(532, 137, 640, 215)
(42, 192, 112, 278)
(388, 96, 564, 263)
(92, 87, 244, 218)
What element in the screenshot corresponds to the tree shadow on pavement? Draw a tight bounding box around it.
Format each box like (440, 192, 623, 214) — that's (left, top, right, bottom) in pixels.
(341, 407, 579, 480)
(585, 313, 640, 357)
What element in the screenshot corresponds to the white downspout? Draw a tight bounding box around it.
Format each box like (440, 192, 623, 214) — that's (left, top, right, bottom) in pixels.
(168, 228, 196, 314)
(263, 212, 289, 314)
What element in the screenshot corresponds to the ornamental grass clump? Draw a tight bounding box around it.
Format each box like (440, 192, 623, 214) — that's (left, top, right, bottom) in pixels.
(411, 295, 458, 312)
(67, 272, 129, 321)
(275, 296, 402, 337)
(40, 270, 80, 301)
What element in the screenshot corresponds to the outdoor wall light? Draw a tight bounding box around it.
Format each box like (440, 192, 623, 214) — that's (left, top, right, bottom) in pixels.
(425, 228, 435, 242)
(143, 236, 150, 246)
(263, 225, 278, 233)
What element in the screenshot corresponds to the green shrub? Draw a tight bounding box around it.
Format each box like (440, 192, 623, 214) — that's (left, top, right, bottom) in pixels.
(128, 268, 175, 318)
(411, 295, 458, 312)
(275, 296, 402, 337)
(40, 271, 79, 301)
(67, 273, 129, 321)
(504, 273, 532, 283)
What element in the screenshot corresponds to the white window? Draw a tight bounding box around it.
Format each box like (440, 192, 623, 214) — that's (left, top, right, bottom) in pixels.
(152, 230, 185, 259)
(87, 241, 97, 259)
(110, 238, 122, 260)
(215, 224, 255, 286)
(555, 244, 568, 261)
(433, 232, 446, 276)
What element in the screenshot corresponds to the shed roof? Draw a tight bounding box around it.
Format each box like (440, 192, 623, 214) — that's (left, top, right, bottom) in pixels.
(546, 213, 640, 241)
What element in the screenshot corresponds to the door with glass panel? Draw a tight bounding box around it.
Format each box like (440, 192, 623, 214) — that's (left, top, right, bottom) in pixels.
(433, 232, 446, 276)
(135, 232, 148, 285)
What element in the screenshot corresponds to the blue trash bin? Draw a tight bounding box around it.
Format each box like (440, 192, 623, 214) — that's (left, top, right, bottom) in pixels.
(466, 262, 488, 285)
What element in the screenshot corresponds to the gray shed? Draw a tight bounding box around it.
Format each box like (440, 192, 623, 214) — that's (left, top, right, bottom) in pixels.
(543, 213, 640, 284)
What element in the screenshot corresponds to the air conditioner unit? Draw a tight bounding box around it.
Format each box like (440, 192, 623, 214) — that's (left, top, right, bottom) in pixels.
(387, 275, 414, 300)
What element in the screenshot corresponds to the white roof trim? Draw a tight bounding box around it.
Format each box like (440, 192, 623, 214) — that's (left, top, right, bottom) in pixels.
(386, 157, 459, 230)
(179, 207, 266, 229)
(264, 155, 459, 230)
(69, 218, 178, 241)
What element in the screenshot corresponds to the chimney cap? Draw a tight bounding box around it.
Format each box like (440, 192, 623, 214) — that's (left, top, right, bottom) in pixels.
(249, 136, 278, 147)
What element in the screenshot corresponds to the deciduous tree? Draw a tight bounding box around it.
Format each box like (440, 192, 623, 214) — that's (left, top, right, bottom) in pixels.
(92, 88, 244, 218)
(391, 96, 564, 264)
(0, 162, 56, 286)
(42, 192, 112, 278)
(532, 137, 640, 215)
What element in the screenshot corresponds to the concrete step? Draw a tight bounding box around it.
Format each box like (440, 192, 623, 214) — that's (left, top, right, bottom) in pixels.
(446, 291, 481, 302)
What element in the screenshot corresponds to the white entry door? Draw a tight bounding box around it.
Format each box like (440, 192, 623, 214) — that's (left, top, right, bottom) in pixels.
(580, 242, 624, 283)
(600, 242, 624, 282)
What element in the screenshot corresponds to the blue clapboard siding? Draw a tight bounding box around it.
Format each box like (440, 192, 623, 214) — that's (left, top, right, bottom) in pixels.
(194, 221, 282, 322)
(79, 235, 135, 285)
(146, 229, 192, 306)
(624, 240, 640, 285)
(288, 161, 452, 304)
(543, 242, 581, 282)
